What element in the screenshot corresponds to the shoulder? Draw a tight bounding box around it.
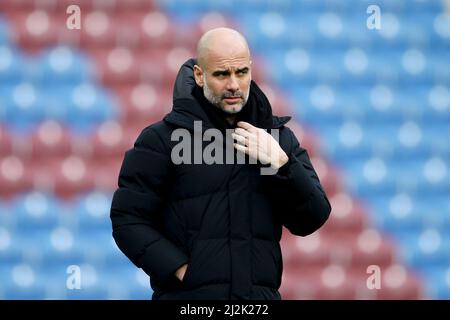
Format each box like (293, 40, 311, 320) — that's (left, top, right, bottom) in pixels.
(271, 115, 295, 139)
(270, 117, 301, 155)
(134, 120, 173, 154)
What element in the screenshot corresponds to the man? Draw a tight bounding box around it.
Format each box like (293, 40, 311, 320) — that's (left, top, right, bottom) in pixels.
(110, 28, 331, 300)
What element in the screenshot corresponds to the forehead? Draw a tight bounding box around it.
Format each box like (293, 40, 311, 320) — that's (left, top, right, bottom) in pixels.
(205, 46, 250, 71)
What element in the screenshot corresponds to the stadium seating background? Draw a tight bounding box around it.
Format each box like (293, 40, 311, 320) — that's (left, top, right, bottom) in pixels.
(0, 0, 449, 299)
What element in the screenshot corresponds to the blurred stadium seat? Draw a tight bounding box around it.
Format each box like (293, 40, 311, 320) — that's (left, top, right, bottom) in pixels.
(1, 0, 449, 299)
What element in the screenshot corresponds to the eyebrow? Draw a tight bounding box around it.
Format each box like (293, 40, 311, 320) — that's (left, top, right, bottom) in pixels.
(212, 70, 230, 76)
(237, 67, 249, 73)
(212, 67, 249, 77)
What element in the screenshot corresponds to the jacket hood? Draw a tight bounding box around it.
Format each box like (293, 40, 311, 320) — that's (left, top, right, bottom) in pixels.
(164, 58, 291, 131)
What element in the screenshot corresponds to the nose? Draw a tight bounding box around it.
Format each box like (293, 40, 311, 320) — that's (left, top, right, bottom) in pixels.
(226, 75, 239, 92)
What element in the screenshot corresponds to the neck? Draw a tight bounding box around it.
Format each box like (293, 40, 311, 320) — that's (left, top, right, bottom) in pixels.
(225, 115, 237, 126)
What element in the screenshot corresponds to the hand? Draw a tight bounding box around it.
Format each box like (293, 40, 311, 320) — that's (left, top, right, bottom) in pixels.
(232, 121, 289, 169)
(175, 264, 188, 282)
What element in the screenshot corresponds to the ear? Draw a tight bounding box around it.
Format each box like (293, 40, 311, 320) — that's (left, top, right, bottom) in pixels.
(193, 64, 204, 87)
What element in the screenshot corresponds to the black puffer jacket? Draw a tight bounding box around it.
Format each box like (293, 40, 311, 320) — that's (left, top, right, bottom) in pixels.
(110, 59, 331, 300)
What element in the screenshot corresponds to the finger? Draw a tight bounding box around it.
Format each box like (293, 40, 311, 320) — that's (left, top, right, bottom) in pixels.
(234, 127, 253, 137)
(233, 143, 248, 154)
(237, 121, 254, 131)
(231, 133, 247, 146)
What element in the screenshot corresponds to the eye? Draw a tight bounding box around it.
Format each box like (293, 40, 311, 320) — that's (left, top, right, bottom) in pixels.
(212, 71, 228, 78)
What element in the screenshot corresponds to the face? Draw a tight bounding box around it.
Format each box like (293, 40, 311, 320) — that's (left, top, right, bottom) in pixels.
(194, 53, 251, 114)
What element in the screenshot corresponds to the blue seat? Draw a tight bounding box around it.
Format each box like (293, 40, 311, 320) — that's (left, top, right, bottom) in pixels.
(0, 40, 118, 131)
(34, 46, 94, 85)
(45, 263, 109, 299)
(0, 232, 23, 264)
(394, 231, 450, 268)
(68, 230, 118, 266)
(68, 84, 119, 133)
(13, 192, 61, 232)
(72, 192, 113, 231)
(1, 83, 44, 131)
(94, 268, 150, 299)
(0, 201, 16, 228)
(371, 195, 450, 234)
(39, 84, 119, 133)
(3, 286, 47, 300)
(40, 86, 72, 122)
(422, 267, 450, 299)
(0, 263, 47, 299)
(0, 46, 28, 84)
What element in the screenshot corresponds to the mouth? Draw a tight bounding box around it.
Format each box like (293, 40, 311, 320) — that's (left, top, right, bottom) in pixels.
(223, 97, 242, 104)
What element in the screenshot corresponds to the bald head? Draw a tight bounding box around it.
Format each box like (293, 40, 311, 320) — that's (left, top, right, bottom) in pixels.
(193, 28, 252, 115)
(196, 28, 251, 70)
